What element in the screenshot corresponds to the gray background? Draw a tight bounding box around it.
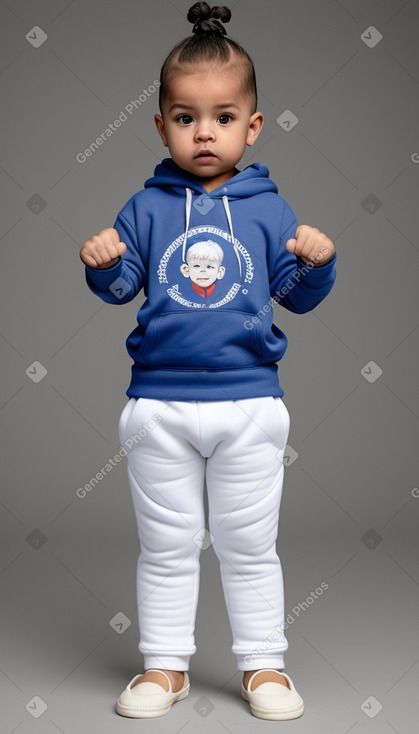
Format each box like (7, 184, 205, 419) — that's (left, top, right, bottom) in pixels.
(1, 0, 418, 731)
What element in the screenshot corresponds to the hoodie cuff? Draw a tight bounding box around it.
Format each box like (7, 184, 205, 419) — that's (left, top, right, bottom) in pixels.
(85, 257, 122, 290)
(295, 250, 337, 289)
(297, 251, 336, 268)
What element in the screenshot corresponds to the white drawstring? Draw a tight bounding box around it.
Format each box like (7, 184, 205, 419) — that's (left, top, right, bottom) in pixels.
(222, 195, 242, 278)
(182, 187, 193, 264)
(182, 188, 241, 278)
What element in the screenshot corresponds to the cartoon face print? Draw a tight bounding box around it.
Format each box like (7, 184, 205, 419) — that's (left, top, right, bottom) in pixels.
(180, 240, 225, 293)
(158, 225, 254, 309)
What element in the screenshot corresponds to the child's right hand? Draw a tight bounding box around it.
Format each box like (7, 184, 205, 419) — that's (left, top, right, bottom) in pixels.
(80, 228, 127, 269)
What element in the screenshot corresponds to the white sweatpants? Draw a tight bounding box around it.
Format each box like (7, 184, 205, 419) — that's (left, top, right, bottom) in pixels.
(118, 395, 291, 672)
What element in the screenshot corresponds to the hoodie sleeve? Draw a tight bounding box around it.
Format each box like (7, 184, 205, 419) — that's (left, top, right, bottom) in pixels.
(84, 209, 147, 305)
(269, 201, 337, 314)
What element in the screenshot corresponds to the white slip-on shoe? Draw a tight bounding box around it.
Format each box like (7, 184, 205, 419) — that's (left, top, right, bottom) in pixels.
(241, 668, 304, 720)
(116, 669, 190, 718)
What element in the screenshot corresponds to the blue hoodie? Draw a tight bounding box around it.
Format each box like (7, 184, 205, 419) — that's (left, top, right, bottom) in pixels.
(85, 158, 337, 401)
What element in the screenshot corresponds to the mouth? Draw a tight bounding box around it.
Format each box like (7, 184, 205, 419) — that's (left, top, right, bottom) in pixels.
(195, 150, 217, 160)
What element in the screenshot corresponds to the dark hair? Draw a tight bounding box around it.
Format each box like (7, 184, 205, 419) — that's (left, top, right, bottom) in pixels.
(158, 2, 258, 113)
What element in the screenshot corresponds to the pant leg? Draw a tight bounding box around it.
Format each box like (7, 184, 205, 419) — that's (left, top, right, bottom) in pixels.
(118, 397, 206, 671)
(205, 396, 291, 671)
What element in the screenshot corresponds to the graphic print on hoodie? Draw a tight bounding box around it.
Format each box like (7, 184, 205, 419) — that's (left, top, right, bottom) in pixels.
(158, 185, 251, 309)
(179, 237, 225, 300)
(85, 158, 337, 401)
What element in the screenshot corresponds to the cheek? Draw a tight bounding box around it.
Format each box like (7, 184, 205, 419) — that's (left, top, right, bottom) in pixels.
(170, 133, 190, 152)
(222, 130, 246, 152)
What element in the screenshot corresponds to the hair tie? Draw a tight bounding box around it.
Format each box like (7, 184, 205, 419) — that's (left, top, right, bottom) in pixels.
(189, 4, 230, 36)
(192, 17, 227, 35)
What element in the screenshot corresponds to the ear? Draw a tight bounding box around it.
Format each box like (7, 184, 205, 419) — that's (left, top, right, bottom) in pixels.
(246, 111, 264, 147)
(155, 114, 168, 147)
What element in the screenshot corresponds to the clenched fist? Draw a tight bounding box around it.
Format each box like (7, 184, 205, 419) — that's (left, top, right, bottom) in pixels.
(286, 225, 335, 266)
(80, 228, 127, 269)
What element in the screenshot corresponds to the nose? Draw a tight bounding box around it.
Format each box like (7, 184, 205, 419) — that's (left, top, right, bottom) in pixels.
(194, 119, 215, 142)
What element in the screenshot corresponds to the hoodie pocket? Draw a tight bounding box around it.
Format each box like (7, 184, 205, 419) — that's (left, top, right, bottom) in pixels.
(253, 318, 288, 364)
(134, 309, 273, 369)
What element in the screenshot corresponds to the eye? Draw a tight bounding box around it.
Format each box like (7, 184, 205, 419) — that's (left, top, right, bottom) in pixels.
(217, 114, 232, 125)
(177, 114, 194, 125)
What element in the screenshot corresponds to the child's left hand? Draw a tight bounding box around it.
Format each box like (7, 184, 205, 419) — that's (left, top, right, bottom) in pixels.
(286, 225, 335, 266)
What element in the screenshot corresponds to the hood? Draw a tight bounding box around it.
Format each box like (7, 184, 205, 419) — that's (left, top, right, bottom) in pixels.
(144, 157, 279, 276)
(144, 157, 278, 199)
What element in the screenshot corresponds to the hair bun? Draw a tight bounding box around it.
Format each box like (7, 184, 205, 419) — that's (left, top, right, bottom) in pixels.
(187, 2, 232, 36)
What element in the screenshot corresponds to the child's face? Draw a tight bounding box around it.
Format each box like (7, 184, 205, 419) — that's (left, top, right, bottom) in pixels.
(180, 258, 225, 286)
(155, 64, 263, 192)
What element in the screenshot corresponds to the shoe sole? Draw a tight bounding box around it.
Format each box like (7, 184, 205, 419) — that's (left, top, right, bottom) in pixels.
(241, 688, 304, 720)
(116, 687, 189, 718)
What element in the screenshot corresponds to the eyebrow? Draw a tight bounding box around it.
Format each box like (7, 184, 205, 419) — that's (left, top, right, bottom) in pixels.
(168, 102, 241, 112)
